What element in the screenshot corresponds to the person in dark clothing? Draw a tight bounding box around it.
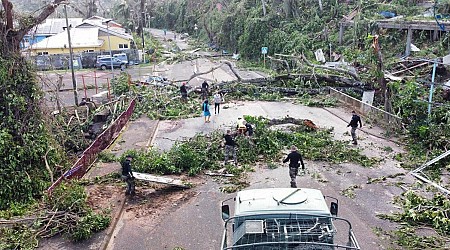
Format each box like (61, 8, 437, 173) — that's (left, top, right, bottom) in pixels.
(224, 130, 237, 165)
(245, 122, 253, 136)
(180, 82, 188, 102)
(283, 145, 305, 188)
(121, 155, 135, 195)
(347, 110, 362, 145)
(201, 81, 209, 99)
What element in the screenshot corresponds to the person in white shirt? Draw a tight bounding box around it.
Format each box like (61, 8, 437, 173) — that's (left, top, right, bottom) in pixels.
(213, 92, 222, 115)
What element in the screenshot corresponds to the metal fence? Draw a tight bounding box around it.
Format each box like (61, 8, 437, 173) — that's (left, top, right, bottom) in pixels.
(47, 98, 136, 193)
(329, 88, 403, 131)
(28, 49, 140, 70)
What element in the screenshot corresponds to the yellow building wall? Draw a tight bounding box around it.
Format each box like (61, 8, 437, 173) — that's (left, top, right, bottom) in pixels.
(30, 36, 131, 55)
(98, 36, 131, 51)
(31, 47, 97, 55)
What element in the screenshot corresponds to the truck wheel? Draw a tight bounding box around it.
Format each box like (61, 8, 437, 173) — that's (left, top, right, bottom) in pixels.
(101, 65, 107, 70)
(120, 64, 125, 70)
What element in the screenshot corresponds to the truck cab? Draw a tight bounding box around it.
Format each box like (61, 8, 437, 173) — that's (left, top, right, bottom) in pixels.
(220, 188, 360, 250)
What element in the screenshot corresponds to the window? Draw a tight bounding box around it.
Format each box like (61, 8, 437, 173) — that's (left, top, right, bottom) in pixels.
(37, 52, 49, 55)
(118, 44, 129, 49)
(87, 49, 94, 52)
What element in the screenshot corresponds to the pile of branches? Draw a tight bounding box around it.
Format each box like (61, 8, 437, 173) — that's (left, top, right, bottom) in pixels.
(0, 182, 110, 249)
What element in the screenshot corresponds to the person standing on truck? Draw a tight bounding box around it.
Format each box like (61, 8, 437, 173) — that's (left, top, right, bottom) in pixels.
(224, 130, 237, 165)
(180, 82, 188, 102)
(283, 145, 305, 188)
(121, 155, 135, 195)
(347, 110, 362, 145)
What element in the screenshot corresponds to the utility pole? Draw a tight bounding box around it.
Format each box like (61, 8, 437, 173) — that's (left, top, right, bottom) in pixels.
(140, 0, 145, 62)
(141, 11, 145, 63)
(428, 60, 438, 116)
(106, 20, 113, 72)
(63, 4, 78, 106)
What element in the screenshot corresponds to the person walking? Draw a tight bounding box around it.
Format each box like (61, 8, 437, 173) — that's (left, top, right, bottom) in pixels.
(347, 110, 362, 145)
(201, 80, 209, 99)
(121, 155, 135, 195)
(180, 82, 188, 102)
(213, 92, 222, 115)
(283, 145, 305, 188)
(202, 99, 211, 123)
(224, 130, 237, 165)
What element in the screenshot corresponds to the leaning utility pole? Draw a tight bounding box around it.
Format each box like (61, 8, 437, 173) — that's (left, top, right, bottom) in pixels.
(140, 0, 145, 63)
(64, 4, 78, 106)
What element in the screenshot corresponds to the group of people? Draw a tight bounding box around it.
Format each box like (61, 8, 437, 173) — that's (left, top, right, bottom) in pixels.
(180, 80, 224, 123)
(121, 108, 364, 194)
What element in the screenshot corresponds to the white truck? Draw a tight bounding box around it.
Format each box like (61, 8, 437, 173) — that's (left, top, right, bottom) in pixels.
(220, 188, 360, 250)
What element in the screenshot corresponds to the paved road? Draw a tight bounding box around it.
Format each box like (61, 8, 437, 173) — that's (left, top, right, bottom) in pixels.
(39, 28, 264, 108)
(40, 28, 411, 249)
(107, 100, 413, 250)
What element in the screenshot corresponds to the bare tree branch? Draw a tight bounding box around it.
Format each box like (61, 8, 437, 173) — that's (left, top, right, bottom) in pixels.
(15, 0, 67, 41)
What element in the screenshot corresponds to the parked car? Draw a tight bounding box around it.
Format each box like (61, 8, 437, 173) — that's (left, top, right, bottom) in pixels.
(139, 75, 170, 86)
(35, 58, 52, 71)
(180, 33, 189, 40)
(95, 57, 126, 70)
(113, 53, 129, 65)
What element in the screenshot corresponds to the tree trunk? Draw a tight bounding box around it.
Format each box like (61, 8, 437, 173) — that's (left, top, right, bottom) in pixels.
(1, 0, 66, 54)
(261, 0, 267, 16)
(372, 35, 390, 112)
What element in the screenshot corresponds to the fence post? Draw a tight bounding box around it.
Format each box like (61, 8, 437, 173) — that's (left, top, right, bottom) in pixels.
(107, 78, 111, 101)
(82, 75, 87, 100)
(94, 71, 98, 94)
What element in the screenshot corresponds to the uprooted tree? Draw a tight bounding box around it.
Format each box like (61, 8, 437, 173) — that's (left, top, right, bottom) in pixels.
(0, 0, 67, 208)
(0, 2, 111, 247)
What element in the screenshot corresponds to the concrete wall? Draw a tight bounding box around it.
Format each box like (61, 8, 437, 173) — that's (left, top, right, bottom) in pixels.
(329, 88, 404, 131)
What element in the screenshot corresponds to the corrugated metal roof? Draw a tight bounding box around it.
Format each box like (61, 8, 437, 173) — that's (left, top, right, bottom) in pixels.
(30, 18, 83, 35)
(29, 27, 103, 49)
(79, 21, 132, 40)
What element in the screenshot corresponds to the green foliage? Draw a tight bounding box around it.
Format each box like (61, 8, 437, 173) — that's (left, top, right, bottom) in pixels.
(0, 56, 66, 209)
(111, 72, 133, 96)
(97, 151, 117, 163)
(47, 182, 111, 241)
(382, 191, 450, 234)
(133, 85, 201, 120)
(296, 94, 338, 107)
(70, 211, 111, 242)
(123, 115, 378, 178)
(45, 182, 89, 213)
(378, 191, 450, 248)
(0, 201, 37, 219)
(0, 225, 38, 250)
(391, 227, 446, 249)
(0, 182, 110, 248)
(391, 81, 450, 154)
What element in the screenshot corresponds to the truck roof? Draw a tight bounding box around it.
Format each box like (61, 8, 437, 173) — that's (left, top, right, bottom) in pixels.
(234, 188, 331, 217)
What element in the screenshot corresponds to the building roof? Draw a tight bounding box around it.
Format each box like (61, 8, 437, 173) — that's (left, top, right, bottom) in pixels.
(28, 18, 84, 36)
(78, 21, 132, 40)
(28, 27, 103, 50)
